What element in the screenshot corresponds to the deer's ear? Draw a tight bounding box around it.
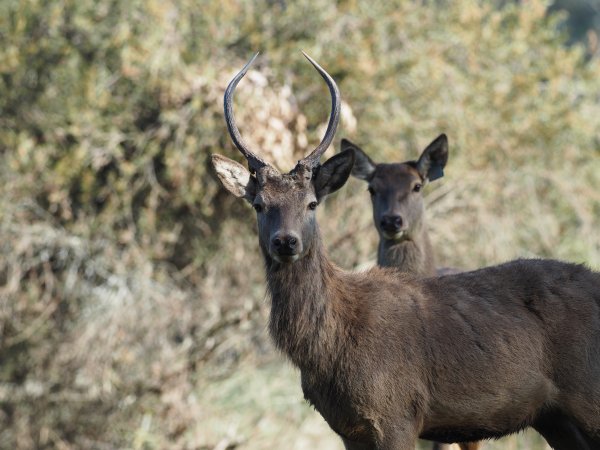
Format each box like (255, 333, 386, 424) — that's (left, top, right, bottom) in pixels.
(341, 139, 376, 181)
(211, 154, 257, 201)
(416, 134, 448, 183)
(314, 149, 355, 200)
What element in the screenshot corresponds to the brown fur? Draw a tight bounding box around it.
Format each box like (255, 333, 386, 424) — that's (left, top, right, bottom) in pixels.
(268, 226, 600, 450)
(213, 153, 600, 450)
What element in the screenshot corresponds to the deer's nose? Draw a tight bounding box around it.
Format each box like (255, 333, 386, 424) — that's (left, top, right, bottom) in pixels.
(380, 215, 403, 233)
(271, 233, 300, 256)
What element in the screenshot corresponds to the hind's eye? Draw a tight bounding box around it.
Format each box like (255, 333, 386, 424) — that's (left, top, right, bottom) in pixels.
(253, 204, 263, 213)
(308, 201, 318, 210)
(368, 186, 375, 196)
(413, 183, 422, 193)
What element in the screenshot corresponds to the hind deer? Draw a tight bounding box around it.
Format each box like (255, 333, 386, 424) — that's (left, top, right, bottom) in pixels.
(343, 139, 475, 450)
(211, 52, 600, 450)
(342, 136, 455, 276)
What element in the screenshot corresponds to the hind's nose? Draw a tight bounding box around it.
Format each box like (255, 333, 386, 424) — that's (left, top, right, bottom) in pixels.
(380, 215, 403, 233)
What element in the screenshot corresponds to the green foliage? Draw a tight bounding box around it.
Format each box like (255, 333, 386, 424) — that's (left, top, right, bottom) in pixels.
(0, 0, 599, 448)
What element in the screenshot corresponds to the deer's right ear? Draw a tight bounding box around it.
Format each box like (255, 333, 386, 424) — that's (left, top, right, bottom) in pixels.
(211, 154, 257, 202)
(341, 139, 376, 181)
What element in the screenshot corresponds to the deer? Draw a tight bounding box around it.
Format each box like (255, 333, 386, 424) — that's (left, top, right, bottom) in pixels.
(342, 138, 476, 450)
(342, 136, 454, 275)
(211, 52, 600, 450)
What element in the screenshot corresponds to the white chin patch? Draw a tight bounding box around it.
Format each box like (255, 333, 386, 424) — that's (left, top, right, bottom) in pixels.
(382, 230, 406, 241)
(273, 254, 300, 264)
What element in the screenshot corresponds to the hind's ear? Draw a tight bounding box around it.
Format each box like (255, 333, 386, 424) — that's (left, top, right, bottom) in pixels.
(341, 139, 376, 181)
(211, 154, 257, 202)
(416, 134, 448, 183)
(314, 149, 355, 200)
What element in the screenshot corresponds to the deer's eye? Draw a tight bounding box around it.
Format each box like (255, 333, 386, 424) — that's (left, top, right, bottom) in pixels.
(308, 201, 318, 210)
(368, 186, 375, 196)
(253, 204, 263, 213)
(413, 183, 422, 193)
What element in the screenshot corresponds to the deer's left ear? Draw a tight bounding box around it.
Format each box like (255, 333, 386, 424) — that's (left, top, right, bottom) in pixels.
(314, 149, 355, 200)
(211, 154, 257, 202)
(416, 134, 448, 182)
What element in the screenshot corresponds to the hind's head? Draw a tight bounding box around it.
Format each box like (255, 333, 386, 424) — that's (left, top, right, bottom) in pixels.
(342, 135, 448, 242)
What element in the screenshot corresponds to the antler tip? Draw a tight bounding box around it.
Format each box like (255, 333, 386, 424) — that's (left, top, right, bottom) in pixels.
(301, 51, 317, 65)
(242, 52, 260, 73)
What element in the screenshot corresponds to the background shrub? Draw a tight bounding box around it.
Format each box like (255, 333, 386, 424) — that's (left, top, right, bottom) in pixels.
(1, 0, 599, 448)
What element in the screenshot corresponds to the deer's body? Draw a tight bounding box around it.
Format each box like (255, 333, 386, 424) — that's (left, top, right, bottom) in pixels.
(212, 53, 600, 450)
(266, 224, 600, 449)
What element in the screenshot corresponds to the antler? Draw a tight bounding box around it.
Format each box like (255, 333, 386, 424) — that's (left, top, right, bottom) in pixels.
(224, 52, 341, 172)
(299, 52, 341, 168)
(224, 52, 269, 172)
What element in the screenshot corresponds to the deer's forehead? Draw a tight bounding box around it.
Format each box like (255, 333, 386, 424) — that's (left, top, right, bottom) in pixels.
(257, 175, 314, 203)
(371, 163, 421, 190)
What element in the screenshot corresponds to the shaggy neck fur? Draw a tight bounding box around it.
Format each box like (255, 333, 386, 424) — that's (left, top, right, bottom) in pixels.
(263, 227, 349, 374)
(377, 223, 436, 276)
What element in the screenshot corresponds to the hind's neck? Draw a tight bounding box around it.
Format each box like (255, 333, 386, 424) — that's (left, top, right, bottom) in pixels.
(377, 225, 436, 276)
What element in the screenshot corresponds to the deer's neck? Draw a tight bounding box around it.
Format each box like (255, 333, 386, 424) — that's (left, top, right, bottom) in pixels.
(264, 229, 348, 373)
(377, 224, 436, 276)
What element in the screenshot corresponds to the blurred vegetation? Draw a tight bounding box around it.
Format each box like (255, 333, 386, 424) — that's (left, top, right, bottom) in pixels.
(0, 0, 599, 449)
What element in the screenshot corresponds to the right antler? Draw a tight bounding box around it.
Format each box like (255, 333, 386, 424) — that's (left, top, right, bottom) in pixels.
(224, 52, 341, 172)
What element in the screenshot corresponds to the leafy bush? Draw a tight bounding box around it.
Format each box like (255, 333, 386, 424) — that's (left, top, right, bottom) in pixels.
(0, 0, 599, 448)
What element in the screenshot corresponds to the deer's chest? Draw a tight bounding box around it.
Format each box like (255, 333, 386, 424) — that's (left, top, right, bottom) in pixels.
(300, 371, 375, 443)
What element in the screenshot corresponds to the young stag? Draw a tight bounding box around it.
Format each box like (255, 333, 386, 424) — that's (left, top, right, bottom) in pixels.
(342, 136, 450, 275)
(343, 138, 476, 450)
(211, 53, 600, 450)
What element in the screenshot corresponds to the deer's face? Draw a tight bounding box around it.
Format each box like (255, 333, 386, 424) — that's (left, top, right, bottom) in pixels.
(342, 134, 449, 243)
(367, 164, 425, 241)
(212, 52, 351, 264)
(212, 152, 355, 264)
(251, 167, 319, 263)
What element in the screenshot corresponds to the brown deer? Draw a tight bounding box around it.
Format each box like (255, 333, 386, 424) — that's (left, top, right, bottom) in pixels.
(343, 138, 476, 450)
(211, 53, 600, 450)
(342, 136, 450, 275)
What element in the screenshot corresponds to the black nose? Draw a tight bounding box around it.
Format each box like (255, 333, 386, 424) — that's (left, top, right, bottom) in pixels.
(271, 233, 300, 255)
(380, 215, 403, 233)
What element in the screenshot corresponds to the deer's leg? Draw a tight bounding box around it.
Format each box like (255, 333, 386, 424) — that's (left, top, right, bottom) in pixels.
(532, 411, 594, 450)
(374, 420, 419, 450)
